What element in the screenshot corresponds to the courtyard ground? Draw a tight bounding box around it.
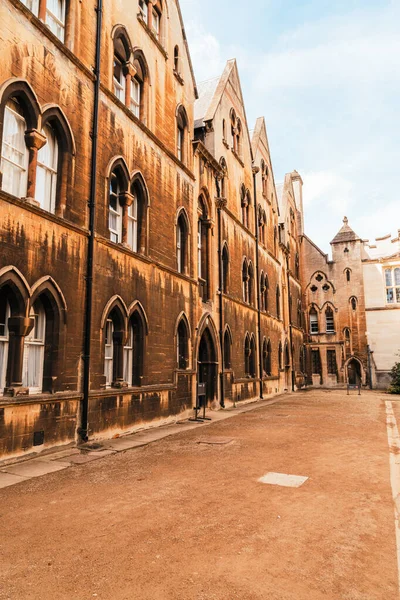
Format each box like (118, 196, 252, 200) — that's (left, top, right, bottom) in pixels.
(1, 389, 399, 600)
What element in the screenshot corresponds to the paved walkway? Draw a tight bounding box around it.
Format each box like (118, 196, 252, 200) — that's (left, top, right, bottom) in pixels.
(1, 389, 399, 599)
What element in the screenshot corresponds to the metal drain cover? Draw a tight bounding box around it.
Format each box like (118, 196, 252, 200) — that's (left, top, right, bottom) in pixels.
(258, 472, 308, 487)
(198, 437, 234, 445)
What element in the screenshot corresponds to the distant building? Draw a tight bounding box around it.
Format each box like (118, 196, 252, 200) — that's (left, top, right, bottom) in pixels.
(362, 232, 400, 388)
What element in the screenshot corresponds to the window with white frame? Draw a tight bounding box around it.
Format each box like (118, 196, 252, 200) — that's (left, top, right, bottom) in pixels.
(113, 56, 126, 102)
(127, 197, 138, 251)
(325, 307, 335, 333)
(152, 8, 160, 37)
(36, 124, 58, 213)
(22, 302, 45, 393)
(385, 267, 400, 304)
(1, 100, 29, 198)
(109, 172, 123, 243)
(0, 302, 10, 391)
(177, 127, 184, 162)
(197, 219, 202, 279)
(139, 0, 148, 21)
(104, 319, 114, 387)
(130, 77, 141, 118)
(46, 0, 66, 41)
(21, 0, 39, 14)
(123, 324, 133, 385)
(310, 307, 318, 334)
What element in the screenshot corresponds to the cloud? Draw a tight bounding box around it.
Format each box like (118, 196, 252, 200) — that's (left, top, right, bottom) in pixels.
(302, 170, 354, 214)
(184, 21, 224, 82)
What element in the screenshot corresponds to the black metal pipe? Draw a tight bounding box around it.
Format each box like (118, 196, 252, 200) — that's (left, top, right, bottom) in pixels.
(286, 254, 295, 392)
(79, 0, 103, 442)
(215, 176, 225, 408)
(252, 166, 263, 400)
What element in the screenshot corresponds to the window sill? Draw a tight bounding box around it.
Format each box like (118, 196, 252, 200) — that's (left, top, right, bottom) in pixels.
(137, 14, 168, 58)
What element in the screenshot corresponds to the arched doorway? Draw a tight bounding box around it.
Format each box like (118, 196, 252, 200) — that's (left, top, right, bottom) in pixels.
(347, 358, 361, 385)
(198, 327, 217, 407)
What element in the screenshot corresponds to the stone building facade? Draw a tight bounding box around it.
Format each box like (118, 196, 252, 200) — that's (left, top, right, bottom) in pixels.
(362, 232, 400, 388)
(0, 0, 396, 460)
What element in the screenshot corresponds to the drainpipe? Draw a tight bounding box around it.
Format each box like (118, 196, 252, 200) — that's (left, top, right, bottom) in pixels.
(215, 176, 225, 408)
(252, 165, 263, 400)
(286, 254, 295, 392)
(79, 0, 103, 442)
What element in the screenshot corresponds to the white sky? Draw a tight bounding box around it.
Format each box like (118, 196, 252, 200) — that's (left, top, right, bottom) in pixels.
(180, 0, 400, 253)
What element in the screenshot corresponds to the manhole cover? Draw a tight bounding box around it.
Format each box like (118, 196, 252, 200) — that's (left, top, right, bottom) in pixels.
(258, 472, 308, 487)
(198, 437, 234, 445)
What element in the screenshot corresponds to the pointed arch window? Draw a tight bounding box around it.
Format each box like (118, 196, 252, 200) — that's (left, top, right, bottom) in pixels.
(350, 297, 357, 311)
(249, 336, 256, 377)
(263, 339, 272, 376)
(223, 328, 232, 369)
(248, 262, 254, 305)
(295, 253, 300, 279)
(278, 342, 282, 370)
(104, 318, 114, 387)
(261, 159, 268, 195)
(345, 269, 351, 282)
(260, 272, 266, 311)
(1, 100, 29, 198)
(310, 307, 318, 334)
(242, 259, 249, 303)
(0, 301, 10, 391)
(127, 197, 138, 251)
(22, 301, 46, 393)
(177, 319, 189, 370)
(130, 176, 148, 254)
(109, 171, 124, 243)
(276, 285, 281, 319)
(325, 306, 335, 333)
(244, 335, 250, 376)
(124, 310, 145, 386)
(240, 186, 248, 227)
(177, 212, 188, 274)
(177, 106, 188, 163)
(198, 197, 209, 301)
(36, 124, 58, 213)
(222, 244, 229, 293)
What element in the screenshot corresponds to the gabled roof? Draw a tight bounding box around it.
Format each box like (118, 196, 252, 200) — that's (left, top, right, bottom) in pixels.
(330, 217, 361, 244)
(251, 117, 280, 216)
(194, 77, 220, 129)
(175, 0, 198, 98)
(194, 59, 248, 131)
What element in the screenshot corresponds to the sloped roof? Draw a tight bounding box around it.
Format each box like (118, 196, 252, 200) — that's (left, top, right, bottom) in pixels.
(330, 217, 361, 244)
(194, 77, 220, 128)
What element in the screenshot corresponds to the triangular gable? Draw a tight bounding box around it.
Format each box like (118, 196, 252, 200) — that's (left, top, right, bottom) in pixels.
(252, 116, 280, 216)
(175, 0, 198, 98)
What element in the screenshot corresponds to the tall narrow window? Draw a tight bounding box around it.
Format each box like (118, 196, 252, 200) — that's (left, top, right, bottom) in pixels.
(242, 260, 249, 303)
(46, 0, 66, 41)
(177, 319, 189, 370)
(276, 286, 281, 319)
(131, 176, 148, 254)
(127, 198, 138, 251)
(248, 262, 254, 305)
(244, 335, 250, 376)
(36, 124, 58, 213)
(174, 46, 180, 74)
(327, 349, 337, 375)
(152, 7, 160, 37)
(104, 319, 114, 387)
(177, 106, 188, 163)
(241, 187, 248, 228)
(177, 213, 188, 274)
(130, 77, 141, 118)
(345, 269, 351, 282)
(222, 119, 226, 142)
(130, 311, 144, 386)
(1, 100, 29, 198)
(223, 329, 231, 369)
(278, 342, 282, 370)
(0, 302, 10, 391)
(274, 226, 278, 255)
(295, 253, 300, 279)
(139, 0, 148, 21)
(351, 297, 357, 311)
(21, 0, 39, 14)
(264, 274, 269, 311)
(222, 245, 229, 293)
(344, 327, 351, 358)
(325, 307, 334, 333)
(311, 349, 321, 374)
(109, 172, 123, 243)
(266, 340, 272, 376)
(310, 307, 318, 334)
(249, 336, 256, 377)
(22, 301, 46, 393)
(260, 272, 265, 311)
(113, 56, 126, 102)
(198, 197, 209, 301)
